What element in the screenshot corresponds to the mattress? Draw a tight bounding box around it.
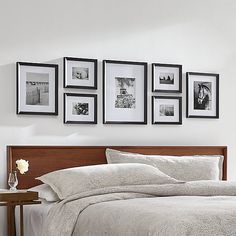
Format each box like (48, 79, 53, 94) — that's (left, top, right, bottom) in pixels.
(15, 199, 56, 236)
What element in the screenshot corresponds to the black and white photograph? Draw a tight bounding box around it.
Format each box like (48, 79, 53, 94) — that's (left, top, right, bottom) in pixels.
(64, 57, 97, 89)
(72, 102, 89, 115)
(159, 73, 174, 85)
(72, 67, 89, 80)
(194, 81, 212, 110)
(103, 60, 147, 124)
(152, 96, 182, 124)
(186, 72, 219, 118)
(26, 72, 49, 106)
(17, 62, 58, 115)
(64, 93, 97, 124)
(115, 77, 136, 109)
(159, 104, 174, 116)
(152, 63, 182, 93)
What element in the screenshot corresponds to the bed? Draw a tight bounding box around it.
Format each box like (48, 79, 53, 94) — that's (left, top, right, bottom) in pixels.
(7, 145, 236, 236)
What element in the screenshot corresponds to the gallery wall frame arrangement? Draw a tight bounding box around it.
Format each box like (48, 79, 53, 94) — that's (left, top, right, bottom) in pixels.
(186, 72, 219, 119)
(152, 63, 182, 93)
(103, 60, 148, 124)
(64, 57, 97, 89)
(152, 96, 182, 125)
(16, 62, 58, 115)
(64, 93, 97, 124)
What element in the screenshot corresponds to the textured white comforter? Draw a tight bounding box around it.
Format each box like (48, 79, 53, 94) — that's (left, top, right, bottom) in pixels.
(42, 181, 236, 236)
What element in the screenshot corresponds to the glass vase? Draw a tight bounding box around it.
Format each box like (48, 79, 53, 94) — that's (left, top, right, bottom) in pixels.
(8, 171, 18, 191)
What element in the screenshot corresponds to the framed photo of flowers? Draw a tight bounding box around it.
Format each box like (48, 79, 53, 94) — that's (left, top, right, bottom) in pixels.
(186, 72, 219, 118)
(103, 60, 147, 124)
(152, 63, 182, 93)
(152, 96, 182, 125)
(17, 62, 58, 115)
(64, 93, 97, 124)
(64, 57, 97, 89)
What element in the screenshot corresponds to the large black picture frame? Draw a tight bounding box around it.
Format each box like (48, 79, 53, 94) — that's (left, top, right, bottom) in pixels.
(186, 72, 219, 119)
(16, 62, 58, 115)
(103, 60, 147, 124)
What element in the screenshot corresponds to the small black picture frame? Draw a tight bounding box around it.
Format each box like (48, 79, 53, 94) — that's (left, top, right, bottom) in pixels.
(103, 59, 147, 124)
(186, 72, 219, 119)
(64, 93, 97, 124)
(152, 96, 182, 125)
(152, 63, 182, 93)
(16, 62, 58, 115)
(64, 57, 97, 89)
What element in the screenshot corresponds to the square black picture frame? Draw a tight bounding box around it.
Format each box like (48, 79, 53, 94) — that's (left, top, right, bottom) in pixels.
(103, 60, 147, 124)
(152, 96, 182, 125)
(16, 62, 58, 115)
(186, 72, 219, 119)
(64, 57, 97, 89)
(152, 63, 182, 93)
(64, 93, 97, 124)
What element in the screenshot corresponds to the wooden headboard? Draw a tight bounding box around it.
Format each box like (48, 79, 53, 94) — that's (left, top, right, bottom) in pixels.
(7, 146, 227, 189)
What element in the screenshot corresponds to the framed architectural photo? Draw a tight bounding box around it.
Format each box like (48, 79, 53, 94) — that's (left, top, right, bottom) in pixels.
(152, 63, 182, 93)
(64, 57, 97, 89)
(186, 72, 219, 118)
(64, 93, 97, 124)
(152, 96, 182, 125)
(103, 60, 147, 124)
(17, 62, 58, 115)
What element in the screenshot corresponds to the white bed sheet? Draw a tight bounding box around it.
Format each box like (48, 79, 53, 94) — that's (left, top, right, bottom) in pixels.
(15, 199, 56, 236)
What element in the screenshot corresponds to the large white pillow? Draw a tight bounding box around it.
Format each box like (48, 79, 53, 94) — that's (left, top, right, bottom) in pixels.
(106, 149, 224, 181)
(29, 184, 60, 202)
(37, 163, 180, 199)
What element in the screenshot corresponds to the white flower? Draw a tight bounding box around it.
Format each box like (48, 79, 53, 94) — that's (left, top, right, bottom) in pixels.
(16, 159, 29, 174)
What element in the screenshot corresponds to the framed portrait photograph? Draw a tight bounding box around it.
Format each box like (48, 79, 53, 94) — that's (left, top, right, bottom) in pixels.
(186, 72, 219, 118)
(17, 62, 58, 115)
(64, 57, 97, 89)
(103, 60, 147, 124)
(152, 96, 182, 125)
(64, 93, 97, 124)
(152, 63, 182, 93)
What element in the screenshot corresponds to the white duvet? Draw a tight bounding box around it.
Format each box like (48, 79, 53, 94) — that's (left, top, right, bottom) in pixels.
(42, 181, 236, 236)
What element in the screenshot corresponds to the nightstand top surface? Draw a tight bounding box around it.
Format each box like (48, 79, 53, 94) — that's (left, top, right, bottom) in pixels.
(0, 190, 38, 202)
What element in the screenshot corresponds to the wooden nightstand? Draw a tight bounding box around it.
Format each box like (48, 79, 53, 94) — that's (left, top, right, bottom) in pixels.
(0, 190, 41, 236)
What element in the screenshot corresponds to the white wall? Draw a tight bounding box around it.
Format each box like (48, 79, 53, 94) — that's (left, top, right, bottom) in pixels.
(1, 0, 236, 234)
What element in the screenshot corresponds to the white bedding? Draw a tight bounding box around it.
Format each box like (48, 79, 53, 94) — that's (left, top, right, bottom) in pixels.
(75, 195, 236, 236)
(15, 199, 55, 236)
(42, 181, 236, 236)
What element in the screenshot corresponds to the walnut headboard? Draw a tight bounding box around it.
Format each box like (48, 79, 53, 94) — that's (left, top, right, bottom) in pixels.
(7, 146, 227, 189)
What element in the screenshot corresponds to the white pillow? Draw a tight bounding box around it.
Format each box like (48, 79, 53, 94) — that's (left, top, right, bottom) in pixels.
(106, 149, 224, 181)
(29, 184, 59, 202)
(37, 163, 181, 199)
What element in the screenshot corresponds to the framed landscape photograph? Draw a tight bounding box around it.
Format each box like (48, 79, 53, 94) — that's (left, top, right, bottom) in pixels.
(103, 60, 147, 124)
(186, 72, 219, 118)
(152, 96, 182, 125)
(17, 62, 58, 115)
(64, 57, 97, 89)
(64, 93, 97, 124)
(152, 63, 182, 93)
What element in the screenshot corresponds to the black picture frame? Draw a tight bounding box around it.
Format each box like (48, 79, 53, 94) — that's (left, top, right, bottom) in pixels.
(103, 60, 147, 124)
(186, 72, 219, 119)
(152, 63, 182, 93)
(152, 96, 182, 125)
(64, 57, 97, 89)
(16, 62, 58, 115)
(64, 93, 97, 124)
